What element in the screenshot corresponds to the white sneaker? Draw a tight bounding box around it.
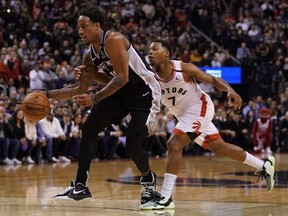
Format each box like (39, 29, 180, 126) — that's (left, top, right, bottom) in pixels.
(59, 156, 71, 163)
(255, 156, 275, 192)
(3, 158, 13, 165)
(26, 156, 35, 164)
(51, 156, 59, 163)
(11, 158, 22, 165)
(139, 196, 175, 210)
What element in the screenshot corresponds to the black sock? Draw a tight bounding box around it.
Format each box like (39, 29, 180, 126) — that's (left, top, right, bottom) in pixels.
(75, 168, 89, 186)
(141, 170, 153, 182)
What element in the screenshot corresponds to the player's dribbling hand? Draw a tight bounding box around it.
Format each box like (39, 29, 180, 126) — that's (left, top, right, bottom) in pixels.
(73, 65, 86, 80)
(227, 90, 242, 110)
(73, 94, 94, 107)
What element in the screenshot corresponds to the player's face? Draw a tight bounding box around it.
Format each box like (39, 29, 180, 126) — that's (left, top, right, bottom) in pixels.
(148, 42, 169, 66)
(77, 16, 99, 45)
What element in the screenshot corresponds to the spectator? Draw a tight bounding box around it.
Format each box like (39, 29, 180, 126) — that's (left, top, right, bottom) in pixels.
(98, 124, 121, 160)
(6, 51, 20, 86)
(0, 112, 21, 165)
(29, 62, 45, 90)
(39, 110, 71, 163)
(142, 0, 155, 19)
(36, 122, 57, 163)
(279, 110, 288, 152)
(23, 116, 38, 164)
(236, 42, 251, 62)
(17, 40, 30, 61)
(68, 113, 82, 161)
(0, 54, 9, 80)
(43, 62, 58, 90)
(242, 100, 257, 119)
(8, 109, 34, 164)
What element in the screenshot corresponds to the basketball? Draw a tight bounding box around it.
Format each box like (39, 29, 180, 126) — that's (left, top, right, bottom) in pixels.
(21, 92, 50, 121)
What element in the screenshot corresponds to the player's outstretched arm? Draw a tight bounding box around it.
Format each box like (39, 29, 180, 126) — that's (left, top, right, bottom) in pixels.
(46, 50, 112, 100)
(182, 62, 242, 110)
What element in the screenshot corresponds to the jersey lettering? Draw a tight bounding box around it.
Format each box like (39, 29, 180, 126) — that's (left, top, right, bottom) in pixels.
(162, 87, 187, 96)
(99, 61, 116, 77)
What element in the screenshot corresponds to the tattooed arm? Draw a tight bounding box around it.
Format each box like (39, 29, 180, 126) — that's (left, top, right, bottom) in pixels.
(74, 32, 130, 107)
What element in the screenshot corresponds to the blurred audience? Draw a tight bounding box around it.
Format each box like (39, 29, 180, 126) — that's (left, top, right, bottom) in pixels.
(0, 0, 288, 163)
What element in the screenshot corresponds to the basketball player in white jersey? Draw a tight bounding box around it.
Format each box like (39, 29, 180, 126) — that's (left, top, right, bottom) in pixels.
(139, 39, 276, 210)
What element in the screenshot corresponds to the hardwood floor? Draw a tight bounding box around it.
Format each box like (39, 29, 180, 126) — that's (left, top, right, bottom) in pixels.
(0, 153, 287, 216)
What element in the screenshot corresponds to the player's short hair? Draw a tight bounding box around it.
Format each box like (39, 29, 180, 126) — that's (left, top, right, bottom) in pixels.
(78, 5, 104, 26)
(151, 39, 172, 57)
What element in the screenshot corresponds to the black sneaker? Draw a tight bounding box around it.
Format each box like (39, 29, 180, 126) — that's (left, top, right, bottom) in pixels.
(140, 172, 159, 205)
(54, 181, 75, 199)
(67, 182, 92, 201)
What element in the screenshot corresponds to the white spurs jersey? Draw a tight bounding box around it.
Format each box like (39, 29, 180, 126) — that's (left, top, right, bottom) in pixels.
(155, 60, 203, 116)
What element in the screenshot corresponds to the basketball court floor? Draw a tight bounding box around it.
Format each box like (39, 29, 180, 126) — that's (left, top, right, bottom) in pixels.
(1, 153, 287, 216)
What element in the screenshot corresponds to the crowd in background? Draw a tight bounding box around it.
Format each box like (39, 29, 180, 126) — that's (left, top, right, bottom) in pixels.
(0, 0, 288, 165)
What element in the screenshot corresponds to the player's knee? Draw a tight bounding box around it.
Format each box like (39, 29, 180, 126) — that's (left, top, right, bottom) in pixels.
(211, 148, 226, 156)
(167, 140, 183, 153)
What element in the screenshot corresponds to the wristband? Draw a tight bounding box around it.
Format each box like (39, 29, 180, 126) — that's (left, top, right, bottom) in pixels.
(91, 93, 98, 105)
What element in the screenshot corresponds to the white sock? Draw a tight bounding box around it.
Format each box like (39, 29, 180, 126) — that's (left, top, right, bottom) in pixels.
(161, 173, 177, 199)
(243, 152, 264, 170)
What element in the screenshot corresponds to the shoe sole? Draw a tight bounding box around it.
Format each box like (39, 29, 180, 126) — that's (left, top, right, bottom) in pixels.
(139, 201, 175, 210)
(139, 205, 165, 210)
(68, 194, 92, 201)
(265, 156, 275, 192)
(54, 196, 73, 200)
(157, 201, 175, 209)
(139, 209, 175, 216)
(54, 195, 92, 201)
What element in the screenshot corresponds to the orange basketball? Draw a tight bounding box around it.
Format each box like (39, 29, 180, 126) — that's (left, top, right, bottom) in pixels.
(21, 92, 50, 121)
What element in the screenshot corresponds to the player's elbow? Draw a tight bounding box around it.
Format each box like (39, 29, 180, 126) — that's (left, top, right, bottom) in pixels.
(121, 74, 129, 84)
(116, 75, 129, 88)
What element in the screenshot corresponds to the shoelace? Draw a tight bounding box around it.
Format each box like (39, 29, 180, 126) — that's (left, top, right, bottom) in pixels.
(64, 185, 74, 195)
(255, 158, 274, 183)
(141, 187, 155, 197)
(142, 188, 162, 201)
(255, 169, 264, 183)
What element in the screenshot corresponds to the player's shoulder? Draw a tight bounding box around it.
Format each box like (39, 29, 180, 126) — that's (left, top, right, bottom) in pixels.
(105, 31, 130, 51)
(106, 31, 124, 39)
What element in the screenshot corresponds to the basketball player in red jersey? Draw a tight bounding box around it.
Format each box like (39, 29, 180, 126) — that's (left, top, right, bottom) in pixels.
(42, 6, 162, 204)
(139, 40, 276, 210)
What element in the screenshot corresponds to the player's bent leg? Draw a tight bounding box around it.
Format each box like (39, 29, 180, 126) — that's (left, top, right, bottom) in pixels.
(207, 138, 247, 162)
(207, 138, 276, 192)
